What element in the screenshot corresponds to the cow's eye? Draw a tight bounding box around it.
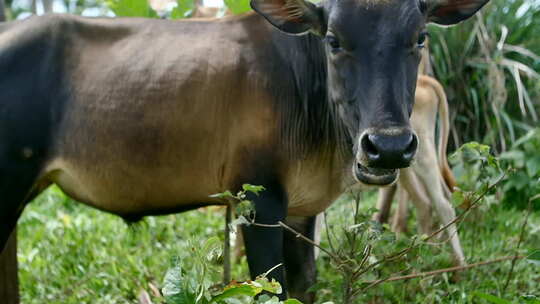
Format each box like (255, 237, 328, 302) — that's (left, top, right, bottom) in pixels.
(417, 31, 429, 48)
(325, 35, 342, 53)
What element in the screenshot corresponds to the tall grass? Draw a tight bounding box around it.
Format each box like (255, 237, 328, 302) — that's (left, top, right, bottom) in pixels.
(428, 0, 540, 153)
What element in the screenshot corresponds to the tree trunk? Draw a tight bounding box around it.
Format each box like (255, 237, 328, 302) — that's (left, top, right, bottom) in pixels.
(0, 229, 20, 304)
(43, 0, 53, 13)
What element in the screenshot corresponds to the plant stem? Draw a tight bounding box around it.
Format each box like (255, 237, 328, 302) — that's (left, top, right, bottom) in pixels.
(363, 255, 524, 290)
(223, 204, 232, 285)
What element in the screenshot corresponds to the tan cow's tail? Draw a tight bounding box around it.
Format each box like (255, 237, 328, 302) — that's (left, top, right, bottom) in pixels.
(426, 77, 457, 192)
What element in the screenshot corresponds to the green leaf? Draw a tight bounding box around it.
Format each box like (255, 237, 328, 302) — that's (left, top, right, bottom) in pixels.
(236, 200, 255, 217)
(527, 250, 540, 266)
(171, 0, 194, 19)
(242, 184, 266, 195)
(223, 0, 251, 14)
(521, 295, 540, 304)
(210, 284, 261, 302)
(255, 277, 282, 294)
(474, 292, 512, 304)
(202, 237, 222, 262)
(106, 0, 158, 17)
(526, 156, 540, 177)
(162, 265, 199, 304)
(209, 190, 234, 199)
(284, 299, 304, 304)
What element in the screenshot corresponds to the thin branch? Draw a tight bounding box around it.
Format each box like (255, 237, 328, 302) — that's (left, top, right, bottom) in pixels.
(324, 211, 337, 254)
(363, 255, 525, 290)
(250, 220, 341, 264)
(424, 172, 506, 242)
(277, 221, 340, 262)
(223, 203, 232, 285)
(250, 222, 281, 228)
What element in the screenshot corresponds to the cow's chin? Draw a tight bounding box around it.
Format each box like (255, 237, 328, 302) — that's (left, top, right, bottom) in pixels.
(353, 163, 398, 186)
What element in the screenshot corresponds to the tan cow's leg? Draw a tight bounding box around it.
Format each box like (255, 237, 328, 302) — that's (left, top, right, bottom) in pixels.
(413, 149, 466, 266)
(373, 185, 397, 224)
(398, 169, 433, 236)
(391, 185, 410, 234)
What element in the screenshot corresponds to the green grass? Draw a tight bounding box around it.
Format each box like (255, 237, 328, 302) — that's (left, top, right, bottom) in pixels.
(17, 186, 540, 303)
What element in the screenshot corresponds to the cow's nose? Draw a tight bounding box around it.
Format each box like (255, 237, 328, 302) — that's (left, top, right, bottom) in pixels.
(360, 131, 417, 169)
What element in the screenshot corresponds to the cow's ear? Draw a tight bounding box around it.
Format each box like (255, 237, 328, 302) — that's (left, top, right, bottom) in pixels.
(251, 0, 325, 35)
(426, 0, 489, 25)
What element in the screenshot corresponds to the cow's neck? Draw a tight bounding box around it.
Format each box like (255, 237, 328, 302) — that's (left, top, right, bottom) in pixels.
(268, 30, 351, 161)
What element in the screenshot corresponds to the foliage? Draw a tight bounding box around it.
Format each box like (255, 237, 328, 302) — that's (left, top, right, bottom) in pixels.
(106, 0, 158, 17)
(17, 176, 540, 303)
(499, 128, 540, 210)
(169, 0, 194, 19)
(159, 184, 302, 304)
(428, 0, 540, 153)
(449, 142, 503, 209)
(161, 241, 297, 304)
(222, 0, 250, 15)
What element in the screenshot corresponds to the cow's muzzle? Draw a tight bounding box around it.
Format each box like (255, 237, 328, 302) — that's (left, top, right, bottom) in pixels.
(353, 129, 418, 185)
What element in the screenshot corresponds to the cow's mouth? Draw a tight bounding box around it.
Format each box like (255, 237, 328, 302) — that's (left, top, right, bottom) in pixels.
(353, 163, 398, 186)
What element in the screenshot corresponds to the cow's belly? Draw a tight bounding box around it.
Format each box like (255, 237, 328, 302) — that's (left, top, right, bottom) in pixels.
(42, 155, 226, 215)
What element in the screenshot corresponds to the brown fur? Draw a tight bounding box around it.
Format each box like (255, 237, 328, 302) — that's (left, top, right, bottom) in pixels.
(26, 13, 348, 219)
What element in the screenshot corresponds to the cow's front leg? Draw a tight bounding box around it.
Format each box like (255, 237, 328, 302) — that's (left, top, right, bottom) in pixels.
(241, 188, 287, 300)
(283, 215, 317, 303)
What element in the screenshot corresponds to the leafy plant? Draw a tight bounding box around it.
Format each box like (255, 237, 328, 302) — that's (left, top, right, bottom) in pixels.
(106, 0, 158, 17)
(429, 0, 540, 152)
(160, 212, 303, 303)
(223, 0, 250, 15)
(448, 141, 505, 213)
(499, 128, 540, 210)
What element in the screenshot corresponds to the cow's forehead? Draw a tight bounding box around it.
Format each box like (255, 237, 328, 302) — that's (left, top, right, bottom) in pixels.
(327, 0, 419, 12)
(326, 0, 423, 27)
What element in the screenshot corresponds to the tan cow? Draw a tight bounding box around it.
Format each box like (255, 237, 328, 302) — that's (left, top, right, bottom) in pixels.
(373, 73, 465, 266)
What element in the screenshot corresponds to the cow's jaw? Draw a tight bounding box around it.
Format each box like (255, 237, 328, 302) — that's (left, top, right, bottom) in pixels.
(352, 163, 398, 186)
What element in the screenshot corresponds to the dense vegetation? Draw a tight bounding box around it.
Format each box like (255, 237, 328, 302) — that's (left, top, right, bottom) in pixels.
(2, 0, 538, 302)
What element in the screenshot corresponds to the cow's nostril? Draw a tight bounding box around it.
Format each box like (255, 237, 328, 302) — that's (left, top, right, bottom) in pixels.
(361, 134, 379, 160)
(403, 133, 418, 161)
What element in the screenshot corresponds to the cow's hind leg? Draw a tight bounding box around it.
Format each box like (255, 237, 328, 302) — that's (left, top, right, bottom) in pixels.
(282, 215, 317, 303)
(391, 185, 410, 234)
(399, 169, 434, 236)
(373, 184, 397, 224)
(413, 159, 466, 265)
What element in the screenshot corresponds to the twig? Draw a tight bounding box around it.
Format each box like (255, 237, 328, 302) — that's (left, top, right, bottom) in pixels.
(324, 211, 337, 254)
(250, 222, 281, 228)
(363, 255, 524, 290)
(277, 221, 340, 262)
(250, 220, 341, 264)
(262, 263, 283, 278)
(223, 203, 232, 285)
(424, 172, 506, 242)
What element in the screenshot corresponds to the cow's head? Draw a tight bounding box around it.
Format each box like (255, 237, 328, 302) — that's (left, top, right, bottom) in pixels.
(251, 0, 488, 185)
